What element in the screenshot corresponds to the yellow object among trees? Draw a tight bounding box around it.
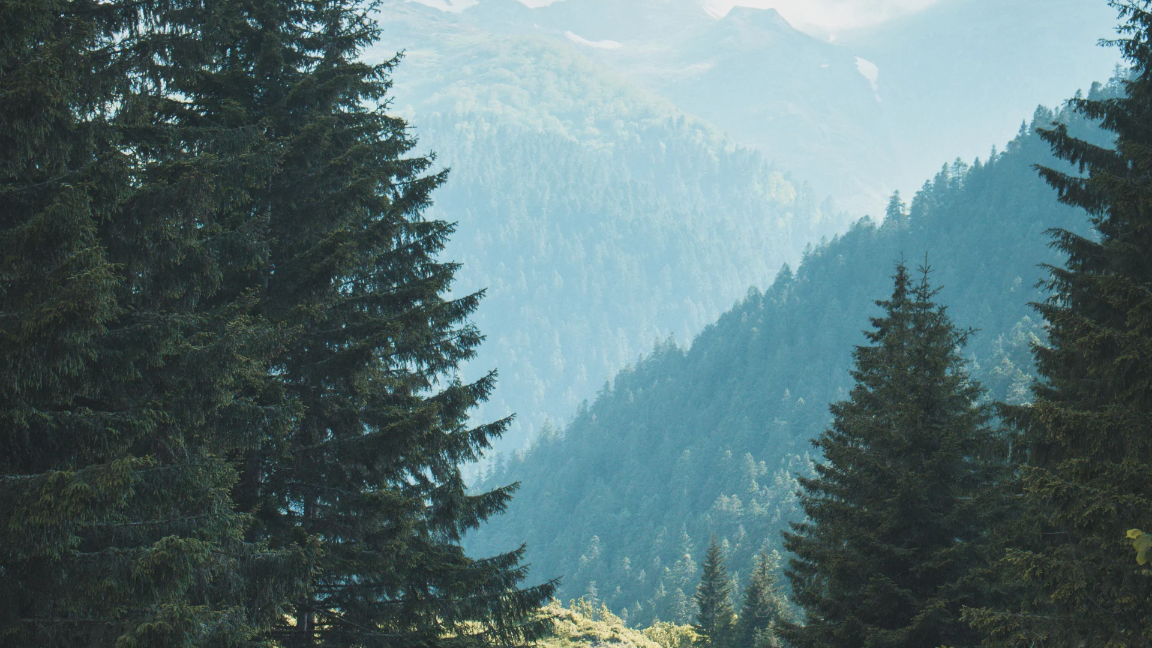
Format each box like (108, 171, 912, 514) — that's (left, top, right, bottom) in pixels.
(1128, 529, 1152, 565)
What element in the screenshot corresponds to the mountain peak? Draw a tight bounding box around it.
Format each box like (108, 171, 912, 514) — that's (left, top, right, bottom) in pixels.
(720, 6, 795, 32)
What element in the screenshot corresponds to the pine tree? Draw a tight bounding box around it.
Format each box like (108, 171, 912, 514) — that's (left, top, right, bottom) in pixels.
(781, 263, 999, 648)
(694, 539, 736, 648)
(1, 14, 127, 642)
(1, 2, 304, 645)
(735, 551, 787, 648)
(883, 191, 909, 231)
(965, 2, 1152, 644)
(132, 1, 558, 645)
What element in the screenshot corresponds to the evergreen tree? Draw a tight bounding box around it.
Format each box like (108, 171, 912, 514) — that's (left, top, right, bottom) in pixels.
(735, 551, 787, 648)
(132, 1, 558, 644)
(966, 2, 1152, 644)
(1, 12, 127, 644)
(883, 191, 909, 231)
(694, 539, 736, 648)
(1, 2, 304, 645)
(781, 263, 999, 648)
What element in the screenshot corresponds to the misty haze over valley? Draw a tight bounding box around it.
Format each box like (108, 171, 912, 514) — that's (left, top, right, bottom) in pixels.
(372, 0, 1120, 453)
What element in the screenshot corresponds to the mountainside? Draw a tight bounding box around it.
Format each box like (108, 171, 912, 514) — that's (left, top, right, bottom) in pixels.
(465, 83, 1116, 627)
(396, 0, 1119, 213)
(368, 5, 838, 449)
(660, 6, 892, 210)
(387, 0, 891, 211)
(360, 0, 1119, 451)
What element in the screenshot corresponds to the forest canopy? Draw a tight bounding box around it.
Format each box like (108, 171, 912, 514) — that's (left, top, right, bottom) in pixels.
(0, 1, 551, 645)
(4, 1, 1152, 647)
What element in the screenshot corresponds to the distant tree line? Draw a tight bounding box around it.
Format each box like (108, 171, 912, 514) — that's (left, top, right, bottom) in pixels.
(0, 1, 552, 646)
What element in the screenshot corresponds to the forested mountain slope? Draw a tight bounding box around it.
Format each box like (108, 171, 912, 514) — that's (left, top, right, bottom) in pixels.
(360, 0, 1118, 450)
(440, 0, 890, 210)
(465, 86, 1114, 628)
(367, 6, 837, 449)
(358, 0, 1120, 450)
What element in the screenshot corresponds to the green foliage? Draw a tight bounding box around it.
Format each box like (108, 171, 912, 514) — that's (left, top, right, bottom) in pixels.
(466, 87, 1106, 628)
(781, 263, 1001, 648)
(536, 598, 698, 648)
(542, 599, 661, 648)
(0, 1, 305, 645)
(139, 1, 558, 645)
(1, 1, 553, 646)
(736, 551, 788, 648)
(693, 540, 735, 648)
(643, 621, 699, 648)
(963, 2, 1152, 645)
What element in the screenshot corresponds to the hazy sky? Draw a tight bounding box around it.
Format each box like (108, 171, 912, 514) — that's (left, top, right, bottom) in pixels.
(411, 0, 945, 34)
(703, 0, 943, 34)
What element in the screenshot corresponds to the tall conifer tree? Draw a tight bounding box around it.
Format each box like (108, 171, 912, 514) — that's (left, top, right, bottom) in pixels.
(133, 1, 557, 644)
(966, 2, 1152, 644)
(781, 263, 999, 648)
(694, 539, 736, 648)
(1, 2, 305, 645)
(736, 551, 787, 648)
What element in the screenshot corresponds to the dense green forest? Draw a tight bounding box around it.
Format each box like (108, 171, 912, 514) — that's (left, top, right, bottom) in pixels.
(466, 82, 1117, 627)
(0, 1, 550, 645)
(6, 0, 1152, 646)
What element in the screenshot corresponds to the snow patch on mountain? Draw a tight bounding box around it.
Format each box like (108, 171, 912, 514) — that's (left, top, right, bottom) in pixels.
(565, 31, 624, 50)
(855, 56, 880, 99)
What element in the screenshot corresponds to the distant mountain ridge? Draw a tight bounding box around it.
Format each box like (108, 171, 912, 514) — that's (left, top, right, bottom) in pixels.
(392, 0, 1120, 214)
(369, 5, 839, 450)
(366, 0, 1119, 452)
(391, 0, 891, 211)
(842, 0, 1122, 197)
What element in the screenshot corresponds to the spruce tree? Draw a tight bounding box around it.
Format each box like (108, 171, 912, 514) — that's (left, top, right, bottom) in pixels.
(781, 263, 999, 648)
(965, 2, 1152, 644)
(133, 1, 557, 645)
(736, 552, 787, 648)
(1, 2, 304, 645)
(694, 539, 736, 648)
(883, 191, 909, 231)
